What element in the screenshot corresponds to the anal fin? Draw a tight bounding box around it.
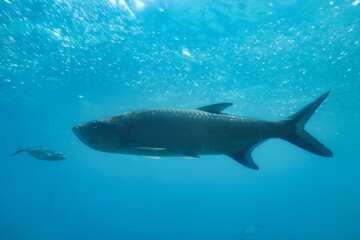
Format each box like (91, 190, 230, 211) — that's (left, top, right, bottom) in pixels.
(227, 148, 259, 170)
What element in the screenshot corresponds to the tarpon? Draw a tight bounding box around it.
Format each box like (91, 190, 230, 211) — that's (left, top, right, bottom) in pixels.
(10, 146, 66, 160)
(72, 92, 333, 169)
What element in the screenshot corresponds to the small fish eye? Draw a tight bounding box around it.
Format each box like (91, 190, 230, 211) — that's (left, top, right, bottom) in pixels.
(91, 122, 99, 129)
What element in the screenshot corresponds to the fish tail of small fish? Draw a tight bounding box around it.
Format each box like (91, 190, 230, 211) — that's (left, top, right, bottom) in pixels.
(9, 147, 25, 157)
(279, 91, 333, 157)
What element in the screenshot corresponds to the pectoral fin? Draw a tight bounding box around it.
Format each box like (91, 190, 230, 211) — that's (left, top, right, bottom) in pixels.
(227, 148, 259, 170)
(144, 156, 161, 160)
(135, 147, 167, 153)
(182, 153, 199, 158)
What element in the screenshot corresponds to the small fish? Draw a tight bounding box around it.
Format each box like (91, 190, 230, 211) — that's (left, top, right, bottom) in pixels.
(241, 224, 264, 236)
(10, 146, 66, 160)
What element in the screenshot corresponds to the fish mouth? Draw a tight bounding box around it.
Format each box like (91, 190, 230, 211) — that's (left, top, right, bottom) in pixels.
(72, 125, 82, 138)
(72, 125, 90, 146)
(57, 153, 67, 160)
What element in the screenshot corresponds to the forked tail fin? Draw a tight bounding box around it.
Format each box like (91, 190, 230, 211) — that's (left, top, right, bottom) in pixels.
(280, 92, 333, 157)
(9, 145, 45, 157)
(9, 144, 26, 157)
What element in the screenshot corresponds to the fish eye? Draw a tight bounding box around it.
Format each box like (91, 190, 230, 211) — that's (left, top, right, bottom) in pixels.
(91, 122, 99, 129)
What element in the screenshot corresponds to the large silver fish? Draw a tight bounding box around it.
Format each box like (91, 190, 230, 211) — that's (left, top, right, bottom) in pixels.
(10, 146, 66, 160)
(72, 92, 333, 169)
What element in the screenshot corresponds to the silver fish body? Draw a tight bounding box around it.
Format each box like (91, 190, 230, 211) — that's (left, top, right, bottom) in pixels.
(72, 92, 333, 169)
(10, 146, 66, 160)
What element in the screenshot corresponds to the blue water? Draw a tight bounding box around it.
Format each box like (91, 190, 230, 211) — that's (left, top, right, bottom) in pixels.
(1, 0, 359, 239)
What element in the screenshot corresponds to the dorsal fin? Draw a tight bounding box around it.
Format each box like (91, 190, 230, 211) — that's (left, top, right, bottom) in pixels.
(197, 103, 233, 114)
(25, 146, 45, 150)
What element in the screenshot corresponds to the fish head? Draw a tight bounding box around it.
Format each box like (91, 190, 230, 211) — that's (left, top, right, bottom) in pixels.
(52, 151, 66, 160)
(72, 115, 131, 152)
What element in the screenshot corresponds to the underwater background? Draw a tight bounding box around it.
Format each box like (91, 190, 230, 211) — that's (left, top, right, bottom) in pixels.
(1, 0, 359, 239)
